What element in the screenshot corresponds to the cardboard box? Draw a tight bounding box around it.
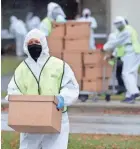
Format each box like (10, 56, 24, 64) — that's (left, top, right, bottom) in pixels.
(50, 52, 62, 59)
(63, 52, 83, 79)
(84, 65, 112, 79)
(63, 52, 82, 66)
(48, 37, 64, 52)
(83, 79, 109, 92)
(50, 22, 65, 38)
(8, 95, 62, 133)
(66, 21, 90, 39)
(71, 66, 83, 80)
(77, 80, 82, 90)
(84, 51, 104, 65)
(64, 38, 89, 51)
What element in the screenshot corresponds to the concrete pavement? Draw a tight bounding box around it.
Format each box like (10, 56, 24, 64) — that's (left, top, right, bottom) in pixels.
(1, 75, 12, 92)
(2, 112, 140, 135)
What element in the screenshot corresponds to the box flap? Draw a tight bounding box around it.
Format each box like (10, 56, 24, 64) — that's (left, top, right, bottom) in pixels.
(83, 78, 102, 81)
(66, 21, 91, 25)
(64, 36, 89, 40)
(83, 50, 102, 54)
(8, 95, 57, 104)
(52, 22, 65, 27)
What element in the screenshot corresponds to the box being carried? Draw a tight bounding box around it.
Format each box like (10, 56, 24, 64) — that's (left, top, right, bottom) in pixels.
(8, 95, 62, 133)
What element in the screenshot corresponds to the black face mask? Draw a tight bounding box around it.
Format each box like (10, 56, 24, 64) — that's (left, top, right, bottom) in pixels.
(28, 44, 42, 62)
(85, 14, 89, 18)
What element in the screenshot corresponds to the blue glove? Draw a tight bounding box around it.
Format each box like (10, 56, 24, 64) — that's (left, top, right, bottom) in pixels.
(56, 96, 64, 110)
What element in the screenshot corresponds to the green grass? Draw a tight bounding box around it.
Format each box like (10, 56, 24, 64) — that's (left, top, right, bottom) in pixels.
(1, 56, 140, 76)
(2, 132, 140, 149)
(1, 92, 7, 98)
(1, 56, 23, 76)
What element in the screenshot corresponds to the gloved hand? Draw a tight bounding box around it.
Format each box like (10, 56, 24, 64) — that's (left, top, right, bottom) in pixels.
(56, 96, 64, 110)
(104, 55, 110, 61)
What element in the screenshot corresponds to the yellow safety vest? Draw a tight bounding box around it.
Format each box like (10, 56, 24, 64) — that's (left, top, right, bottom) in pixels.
(14, 56, 67, 113)
(41, 17, 52, 36)
(109, 25, 140, 66)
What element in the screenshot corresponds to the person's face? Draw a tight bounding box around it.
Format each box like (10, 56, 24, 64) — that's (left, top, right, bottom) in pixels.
(84, 13, 89, 18)
(114, 22, 125, 31)
(27, 39, 42, 61)
(51, 6, 61, 20)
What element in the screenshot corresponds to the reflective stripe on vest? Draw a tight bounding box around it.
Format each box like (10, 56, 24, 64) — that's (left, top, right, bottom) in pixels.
(14, 56, 67, 113)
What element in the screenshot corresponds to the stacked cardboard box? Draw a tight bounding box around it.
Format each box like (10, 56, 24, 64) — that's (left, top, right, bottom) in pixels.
(63, 51, 83, 89)
(64, 21, 90, 51)
(83, 51, 112, 92)
(48, 21, 112, 92)
(48, 22, 65, 59)
(63, 21, 91, 89)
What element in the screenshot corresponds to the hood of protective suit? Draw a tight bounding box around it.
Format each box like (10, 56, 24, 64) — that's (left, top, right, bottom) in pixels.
(10, 16, 18, 24)
(24, 29, 49, 59)
(47, 2, 66, 21)
(113, 16, 126, 25)
(82, 8, 91, 17)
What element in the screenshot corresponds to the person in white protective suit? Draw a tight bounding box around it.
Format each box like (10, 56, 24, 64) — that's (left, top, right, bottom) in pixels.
(77, 8, 98, 50)
(104, 32, 126, 96)
(103, 16, 140, 103)
(26, 12, 41, 31)
(40, 2, 66, 36)
(9, 16, 27, 56)
(6, 29, 79, 149)
(47, 2, 66, 22)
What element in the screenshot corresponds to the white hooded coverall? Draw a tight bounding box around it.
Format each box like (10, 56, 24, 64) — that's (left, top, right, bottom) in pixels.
(47, 2, 66, 22)
(104, 27, 140, 97)
(77, 8, 97, 50)
(6, 29, 79, 149)
(26, 16, 41, 31)
(40, 2, 66, 36)
(10, 16, 27, 56)
(26, 12, 41, 31)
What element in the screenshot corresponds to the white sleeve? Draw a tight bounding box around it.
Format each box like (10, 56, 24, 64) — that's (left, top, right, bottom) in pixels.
(104, 30, 130, 51)
(59, 63, 79, 106)
(5, 76, 23, 101)
(112, 49, 117, 57)
(39, 22, 49, 36)
(9, 24, 15, 36)
(91, 17, 97, 29)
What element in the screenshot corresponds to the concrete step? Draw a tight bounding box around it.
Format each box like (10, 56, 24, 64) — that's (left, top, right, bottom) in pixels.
(69, 115, 140, 125)
(2, 100, 140, 114)
(70, 123, 140, 135)
(68, 100, 140, 114)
